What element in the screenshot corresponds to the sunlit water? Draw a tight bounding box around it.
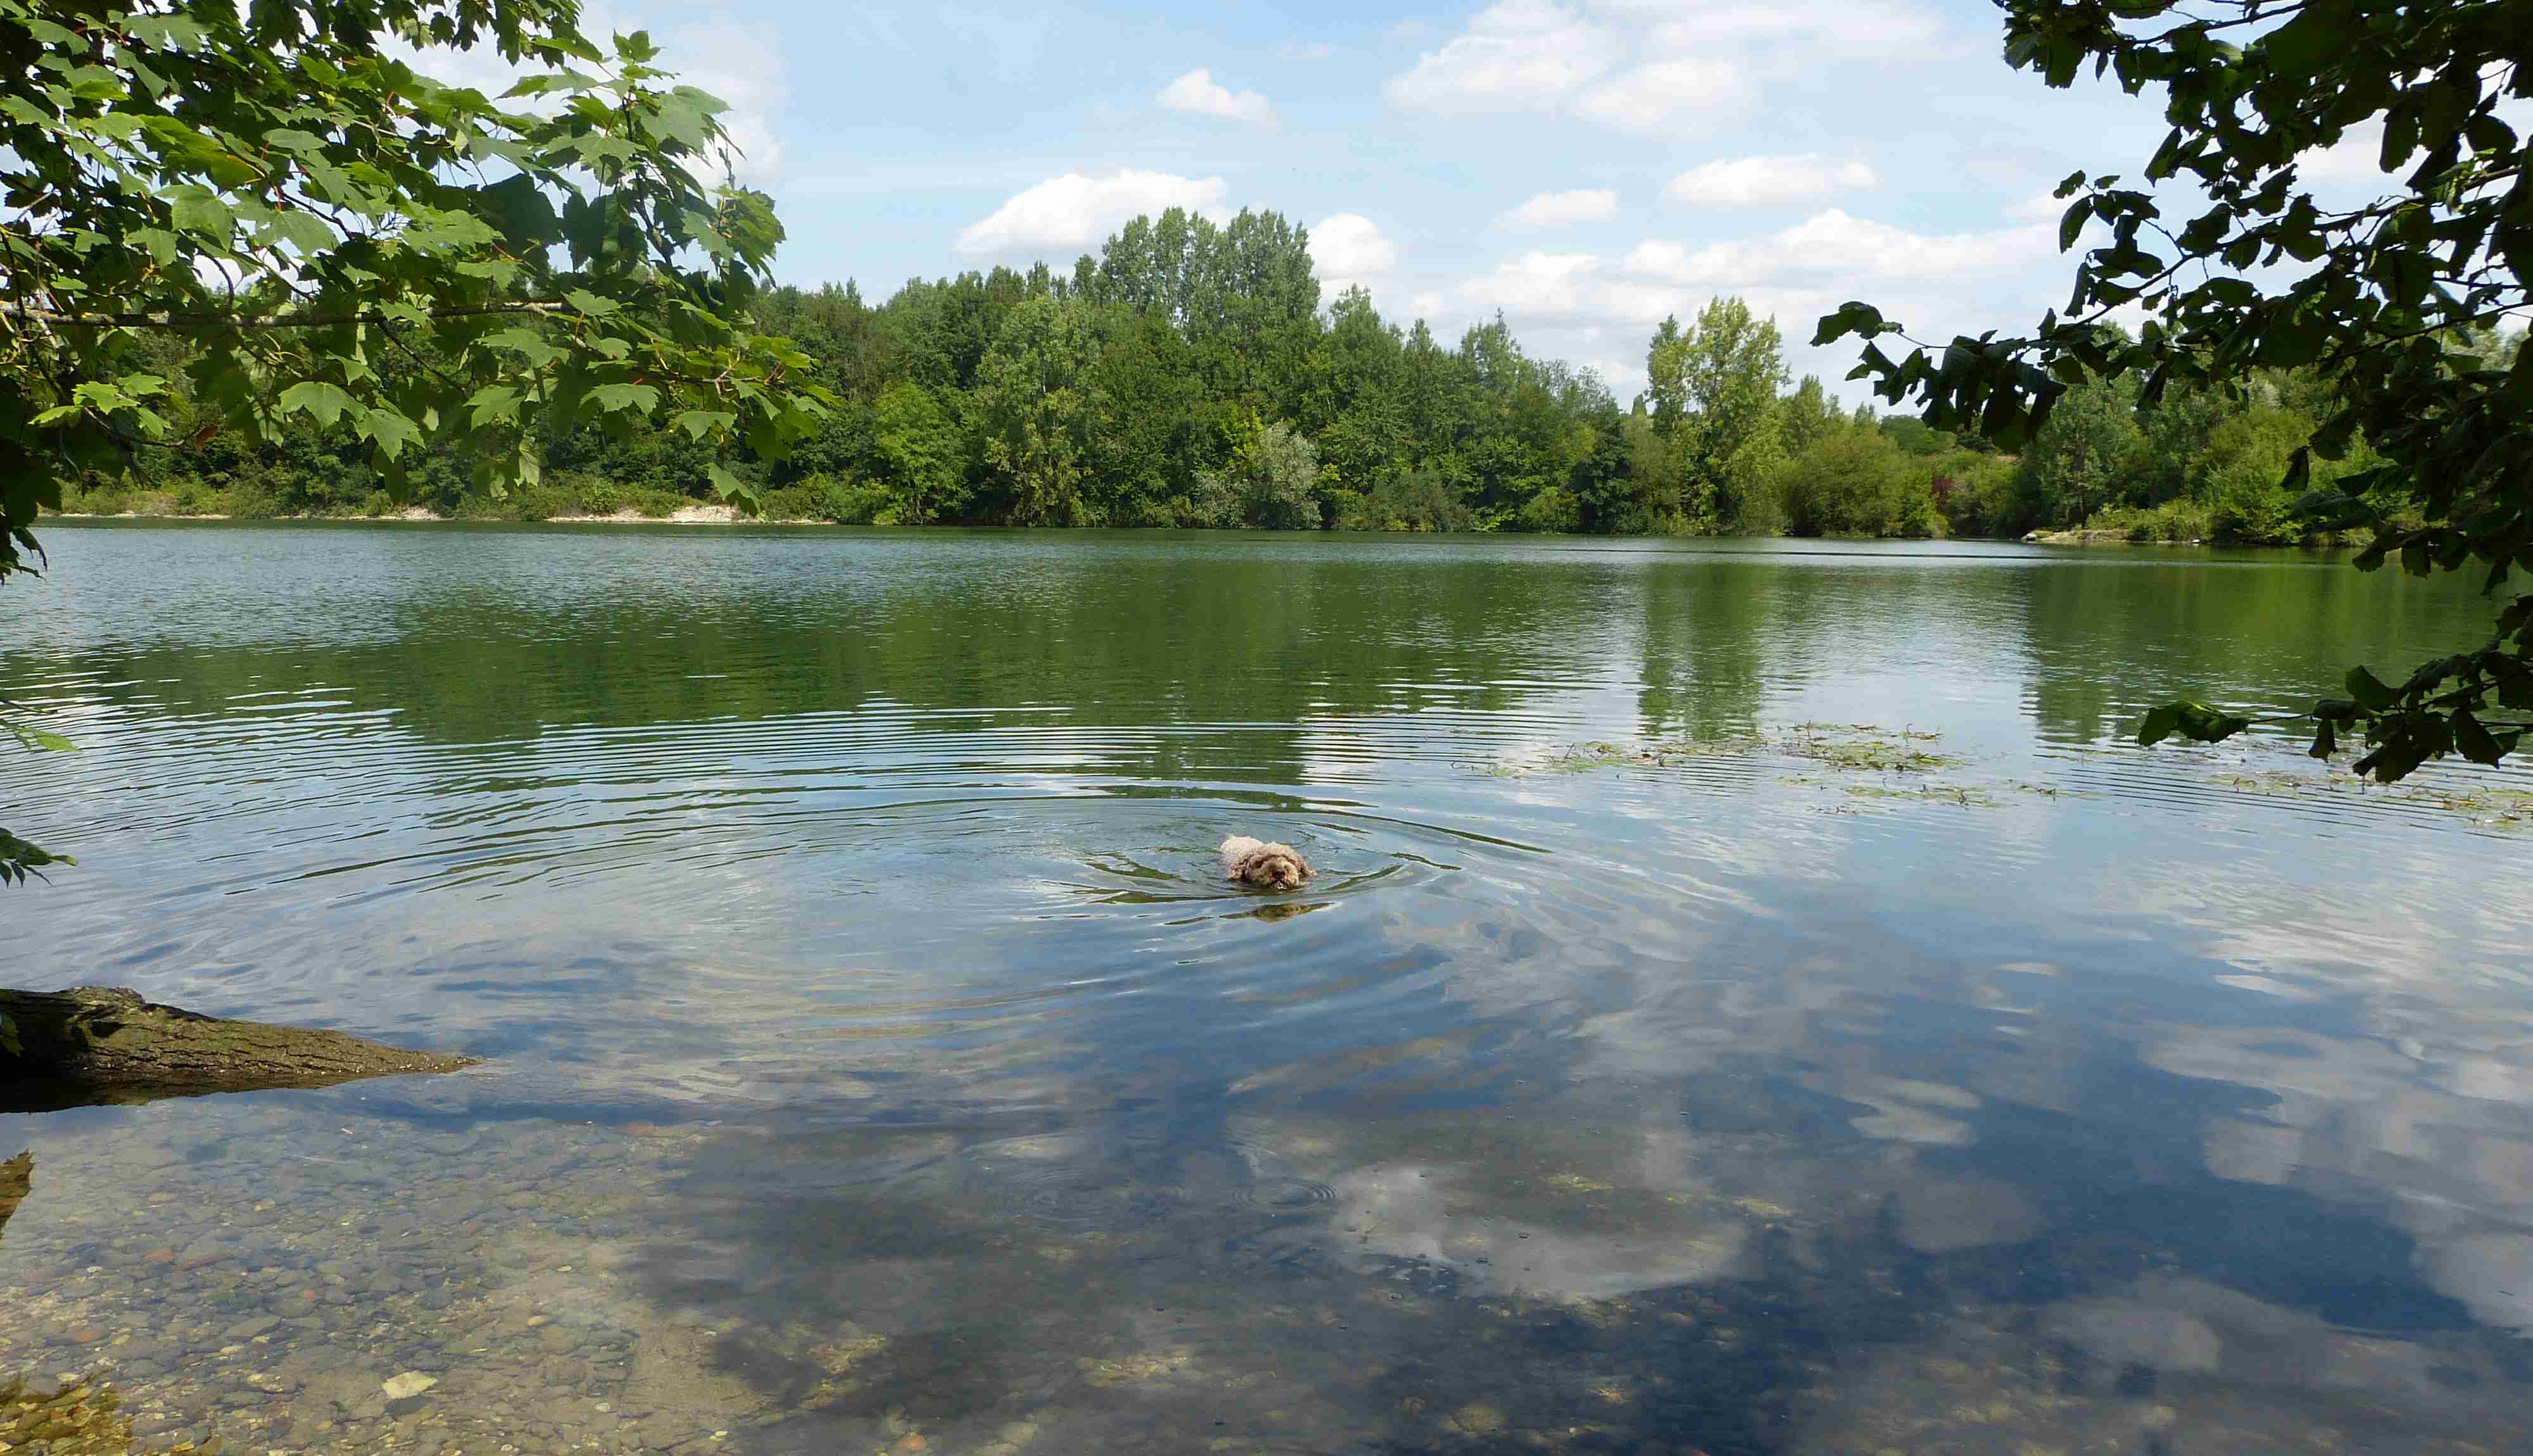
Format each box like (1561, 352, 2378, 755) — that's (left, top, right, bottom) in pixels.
(5, 521, 2533, 1455)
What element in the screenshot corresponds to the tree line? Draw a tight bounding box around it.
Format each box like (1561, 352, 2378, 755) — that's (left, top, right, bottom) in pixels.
(60, 204, 2507, 544)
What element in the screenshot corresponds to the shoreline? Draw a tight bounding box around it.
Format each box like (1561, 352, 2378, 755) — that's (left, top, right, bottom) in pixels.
(38, 510, 2326, 552)
(2019, 527, 2208, 547)
(44, 504, 837, 527)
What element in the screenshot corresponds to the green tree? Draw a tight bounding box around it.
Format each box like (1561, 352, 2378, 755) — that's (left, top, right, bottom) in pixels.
(1085, 304, 1215, 525)
(1645, 299, 1787, 531)
(2017, 370, 2144, 526)
(974, 295, 1100, 524)
(1194, 413, 1320, 529)
(0, 0, 828, 886)
(1778, 376, 1841, 460)
(1819, 0, 2533, 779)
(870, 381, 968, 524)
(1776, 422, 1923, 537)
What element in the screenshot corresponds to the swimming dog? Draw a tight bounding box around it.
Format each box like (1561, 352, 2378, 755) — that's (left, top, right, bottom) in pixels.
(1221, 835, 1313, 889)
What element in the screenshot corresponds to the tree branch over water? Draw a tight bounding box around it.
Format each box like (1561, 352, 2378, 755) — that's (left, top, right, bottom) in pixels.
(1819, 0, 2533, 781)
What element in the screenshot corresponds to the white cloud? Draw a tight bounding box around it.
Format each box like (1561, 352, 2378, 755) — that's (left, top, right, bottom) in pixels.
(1383, 1, 1616, 116)
(957, 170, 1230, 256)
(1497, 189, 1619, 231)
(1665, 154, 1878, 210)
(1156, 68, 1277, 127)
(1624, 208, 2052, 289)
(1387, 0, 1937, 132)
(1458, 250, 1674, 324)
(1570, 56, 1751, 134)
(2009, 189, 2071, 222)
(1421, 206, 2062, 400)
(1311, 213, 1398, 298)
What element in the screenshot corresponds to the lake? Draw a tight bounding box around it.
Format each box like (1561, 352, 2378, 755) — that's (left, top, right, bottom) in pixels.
(5, 520, 2532, 1455)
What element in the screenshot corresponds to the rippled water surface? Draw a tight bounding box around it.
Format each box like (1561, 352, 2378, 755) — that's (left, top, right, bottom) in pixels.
(6, 521, 2533, 1455)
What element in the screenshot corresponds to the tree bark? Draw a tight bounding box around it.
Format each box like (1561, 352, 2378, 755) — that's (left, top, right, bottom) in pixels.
(0, 987, 476, 1112)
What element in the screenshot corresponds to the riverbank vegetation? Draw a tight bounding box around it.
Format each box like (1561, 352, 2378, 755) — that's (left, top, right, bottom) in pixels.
(60, 205, 2497, 546)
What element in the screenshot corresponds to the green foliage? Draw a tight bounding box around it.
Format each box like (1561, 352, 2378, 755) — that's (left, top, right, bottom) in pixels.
(2202, 406, 2320, 544)
(869, 382, 970, 524)
(1336, 469, 1473, 532)
(0, 0, 835, 584)
(2087, 499, 2215, 544)
(2017, 372, 2144, 528)
(1774, 422, 1944, 538)
(1196, 417, 1320, 529)
(2, 706, 75, 888)
(0, 825, 71, 887)
(1646, 299, 1788, 530)
(2136, 700, 2254, 748)
(1819, 0, 2533, 780)
(1515, 486, 1582, 534)
(758, 474, 892, 524)
(974, 296, 1099, 525)
(1, 0, 845, 897)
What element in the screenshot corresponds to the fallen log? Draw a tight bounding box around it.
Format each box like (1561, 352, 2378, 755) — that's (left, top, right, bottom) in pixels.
(0, 1149, 27, 1238)
(0, 987, 476, 1112)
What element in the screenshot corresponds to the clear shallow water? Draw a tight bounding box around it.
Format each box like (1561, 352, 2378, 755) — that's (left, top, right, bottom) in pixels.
(4, 521, 2532, 1454)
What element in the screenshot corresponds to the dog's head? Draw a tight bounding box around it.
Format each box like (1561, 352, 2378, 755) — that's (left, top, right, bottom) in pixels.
(1232, 848, 1311, 890)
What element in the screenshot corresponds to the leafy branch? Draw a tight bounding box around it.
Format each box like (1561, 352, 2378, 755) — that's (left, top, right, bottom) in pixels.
(1819, 0, 2532, 783)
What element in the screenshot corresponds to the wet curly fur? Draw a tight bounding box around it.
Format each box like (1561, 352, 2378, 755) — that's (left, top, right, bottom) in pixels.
(1221, 835, 1313, 890)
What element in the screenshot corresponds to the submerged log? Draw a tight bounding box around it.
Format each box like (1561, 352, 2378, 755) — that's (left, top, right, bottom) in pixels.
(0, 1150, 27, 1239)
(0, 987, 475, 1112)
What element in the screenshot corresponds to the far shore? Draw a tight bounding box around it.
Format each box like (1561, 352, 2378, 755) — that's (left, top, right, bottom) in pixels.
(44, 508, 2296, 550)
(2021, 527, 2206, 547)
(46, 504, 836, 527)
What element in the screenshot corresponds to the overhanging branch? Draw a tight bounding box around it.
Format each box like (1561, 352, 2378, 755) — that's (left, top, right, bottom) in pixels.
(6, 300, 569, 332)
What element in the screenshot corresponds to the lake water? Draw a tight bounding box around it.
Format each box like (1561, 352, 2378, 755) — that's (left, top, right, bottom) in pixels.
(5, 522, 2533, 1455)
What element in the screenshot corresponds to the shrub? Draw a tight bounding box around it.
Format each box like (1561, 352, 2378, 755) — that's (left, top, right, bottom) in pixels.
(1337, 470, 1473, 532)
(571, 475, 630, 515)
(1928, 452, 2030, 538)
(2086, 500, 2213, 543)
(1187, 420, 1319, 529)
(756, 483, 821, 522)
(1184, 472, 1240, 527)
(1891, 483, 1944, 539)
(1515, 485, 1581, 533)
(629, 486, 686, 518)
(1776, 425, 1914, 536)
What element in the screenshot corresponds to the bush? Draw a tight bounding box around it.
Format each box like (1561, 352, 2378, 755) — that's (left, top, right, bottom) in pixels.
(759, 474, 894, 524)
(757, 482, 821, 522)
(571, 475, 630, 514)
(1892, 484, 1944, 539)
(629, 486, 686, 518)
(2086, 500, 2213, 543)
(452, 481, 576, 520)
(1928, 452, 2030, 538)
(1187, 420, 1319, 529)
(1515, 485, 1581, 533)
(1184, 472, 1240, 528)
(821, 475, 896, 524)
(225, 478, 282, 518)
(1777, 425, 1916, 536)
(1336, 470, 1474, 532)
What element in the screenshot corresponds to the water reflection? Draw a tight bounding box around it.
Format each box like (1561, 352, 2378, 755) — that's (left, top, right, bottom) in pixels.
(4, 524, 2533, 1453)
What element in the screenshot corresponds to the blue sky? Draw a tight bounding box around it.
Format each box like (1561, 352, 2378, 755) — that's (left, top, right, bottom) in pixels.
(562, 1, 2332, 397)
